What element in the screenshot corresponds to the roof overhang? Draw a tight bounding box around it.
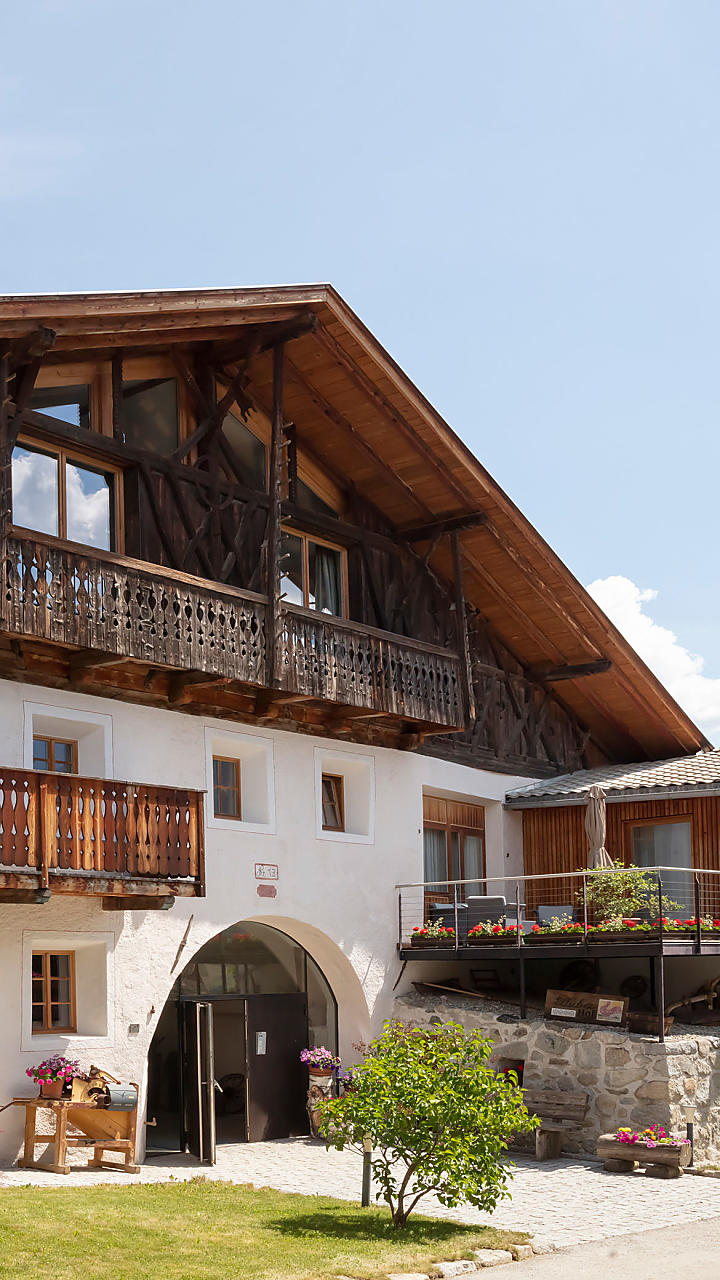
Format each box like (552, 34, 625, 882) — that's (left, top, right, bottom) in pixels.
(0, 283, 710, 764)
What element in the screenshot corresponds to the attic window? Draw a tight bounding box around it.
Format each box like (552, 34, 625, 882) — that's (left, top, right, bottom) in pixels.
(222, 409, 267, 490)
(120, 378, 179, 455)
(29, 385, 91, 431)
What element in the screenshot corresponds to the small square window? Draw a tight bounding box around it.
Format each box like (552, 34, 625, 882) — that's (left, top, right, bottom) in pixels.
(321, 774, 345, 832)
(33, 736, 77, 774)
(31, 951, 76, 1033)
(213, 756, 241, 819)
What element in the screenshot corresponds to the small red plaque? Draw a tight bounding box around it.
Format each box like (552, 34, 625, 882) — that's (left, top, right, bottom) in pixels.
(257, 883, 277, 898)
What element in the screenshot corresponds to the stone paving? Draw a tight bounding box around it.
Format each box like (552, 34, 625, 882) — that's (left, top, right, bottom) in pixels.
(3, 1139, 720, 1250)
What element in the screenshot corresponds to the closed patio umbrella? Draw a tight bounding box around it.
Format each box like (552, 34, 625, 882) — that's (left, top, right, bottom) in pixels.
(585, 784, 613, 868)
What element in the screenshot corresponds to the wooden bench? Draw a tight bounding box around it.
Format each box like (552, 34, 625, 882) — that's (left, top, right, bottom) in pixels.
(522, 1088, 590, 1161)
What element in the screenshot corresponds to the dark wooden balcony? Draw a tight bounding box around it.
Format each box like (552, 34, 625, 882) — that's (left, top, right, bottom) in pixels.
(2, 531, 464, 731)
(0, 764, 205, 908)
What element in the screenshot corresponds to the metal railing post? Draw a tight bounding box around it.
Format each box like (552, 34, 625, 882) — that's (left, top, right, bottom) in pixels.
(516, 882, 522, 950)
(694, 873, 702, 953)
(657, 875, 665, 1043)
(582, 873, 588, 942)
(453, 883, 459, 951)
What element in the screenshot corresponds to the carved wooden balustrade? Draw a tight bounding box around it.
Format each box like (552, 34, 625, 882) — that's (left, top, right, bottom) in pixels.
(2, 532, 464, 728)
(3, 531, 267, 682)
(0, 764, 204, 899)
(279, 608, 464, 729)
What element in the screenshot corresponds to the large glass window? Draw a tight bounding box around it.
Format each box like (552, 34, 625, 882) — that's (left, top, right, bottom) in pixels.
(631, 819, 693, 912)
(422, 797, 485, 894)
(281, 530, 345, 616)
(12, 442, 115, 551)
(30, 384, 91, 430)
(120, 378, 179, 456)
(222, 409, 267, 490)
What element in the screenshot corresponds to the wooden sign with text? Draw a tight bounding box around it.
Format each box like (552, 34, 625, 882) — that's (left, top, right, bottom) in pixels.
(545, 989, 629, 1027)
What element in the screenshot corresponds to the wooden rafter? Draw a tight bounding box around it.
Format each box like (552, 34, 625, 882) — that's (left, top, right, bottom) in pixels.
(531, 660, 613, 682)
(397, 511, 487, 541)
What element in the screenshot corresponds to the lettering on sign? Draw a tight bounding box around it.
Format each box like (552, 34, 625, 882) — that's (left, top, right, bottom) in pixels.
(545, 989, 629, 1027)
(255, 863, 279, 881)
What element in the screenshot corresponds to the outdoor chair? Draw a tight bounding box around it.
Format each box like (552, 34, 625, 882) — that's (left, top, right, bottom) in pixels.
(429, 900, 468, 941)
(466, 895, 507, 931)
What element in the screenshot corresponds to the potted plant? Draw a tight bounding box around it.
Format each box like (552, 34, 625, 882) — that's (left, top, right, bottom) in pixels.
(410, 919, 456, 948)
(579, 860, 683, 924)
(301, 1047, 341, 1138)
(26, 1055, 82, 1100)
(590, 917, 659, 942)
(468, 922, 519, 945)
(299, 1046, 340, 1079)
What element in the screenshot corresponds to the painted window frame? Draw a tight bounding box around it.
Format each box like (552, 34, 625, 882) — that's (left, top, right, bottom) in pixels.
(212, 755, 242, 820)
(31, 950, 77, 1034)
(281, 526, 348, 617)
(12, 433, 124, 553)
(321, 773, 345, 832)
(32, 735, 78, 774)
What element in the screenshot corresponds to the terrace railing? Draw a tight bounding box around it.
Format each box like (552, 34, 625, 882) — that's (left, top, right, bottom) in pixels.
(397, 865, 720, 951)
(0, 765, 205, 891)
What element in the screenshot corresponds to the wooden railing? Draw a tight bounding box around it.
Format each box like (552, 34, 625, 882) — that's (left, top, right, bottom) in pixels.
(3, 532, 463, 728)
(279, 607, 464, 729)
(3, 531, 267, 684)
(0, 765, 204, 890)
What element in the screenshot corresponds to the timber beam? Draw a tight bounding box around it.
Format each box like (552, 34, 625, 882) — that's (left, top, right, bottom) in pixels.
(102, 895, 175, 912)
(210, 312, 318, 366)
(69, 650, 130, 680)
(397, 511, 487, 542)
(530, 659, 613, 682)
(168, 673, 233, 705)
(8, 326, 56, 373)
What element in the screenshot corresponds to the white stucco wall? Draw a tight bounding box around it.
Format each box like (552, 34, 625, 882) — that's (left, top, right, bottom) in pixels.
(0, 678, 538, 1161)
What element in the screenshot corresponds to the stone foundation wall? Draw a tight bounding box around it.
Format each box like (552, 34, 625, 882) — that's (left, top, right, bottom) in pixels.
(393, 990, 720, 1161)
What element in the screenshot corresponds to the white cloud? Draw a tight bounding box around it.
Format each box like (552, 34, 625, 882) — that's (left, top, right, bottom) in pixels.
(586, 575, 720, 746)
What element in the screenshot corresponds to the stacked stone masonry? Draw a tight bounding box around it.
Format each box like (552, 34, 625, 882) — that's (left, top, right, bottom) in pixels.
(393, 991, 720, 1161)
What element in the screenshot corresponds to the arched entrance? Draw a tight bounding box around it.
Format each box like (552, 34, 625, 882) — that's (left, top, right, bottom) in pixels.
(146, 920, 337, 1161)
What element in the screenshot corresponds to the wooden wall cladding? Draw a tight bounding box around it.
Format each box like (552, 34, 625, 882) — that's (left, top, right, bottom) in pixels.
(522, 794, 720, 879)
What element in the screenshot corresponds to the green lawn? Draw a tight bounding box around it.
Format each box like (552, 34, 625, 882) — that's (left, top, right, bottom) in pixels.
(0, 1180, 526, 1280)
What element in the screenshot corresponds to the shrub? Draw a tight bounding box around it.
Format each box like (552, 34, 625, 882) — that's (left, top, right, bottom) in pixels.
(319, 1020, 537, 1227)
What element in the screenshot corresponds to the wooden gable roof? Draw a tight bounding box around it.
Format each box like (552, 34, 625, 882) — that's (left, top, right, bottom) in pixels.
(0, 283, 709, 763)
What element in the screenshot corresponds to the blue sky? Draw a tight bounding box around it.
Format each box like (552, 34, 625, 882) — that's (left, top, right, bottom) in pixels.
(2, 1, 719, 738)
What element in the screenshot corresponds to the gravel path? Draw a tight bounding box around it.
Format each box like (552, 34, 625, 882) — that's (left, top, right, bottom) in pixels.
(4, 1139, 720, 1251)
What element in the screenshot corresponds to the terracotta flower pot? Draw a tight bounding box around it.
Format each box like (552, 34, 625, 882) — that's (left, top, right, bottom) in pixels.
(40, 1079, 64, 1099)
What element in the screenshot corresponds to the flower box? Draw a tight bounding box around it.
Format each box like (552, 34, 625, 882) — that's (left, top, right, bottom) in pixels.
(597, 1132, 691, 1172)
(590, 928, 659, 943)
(410, 934, 456, 948)
(468, 933, 519, 946)
(524, 933, 577, 945)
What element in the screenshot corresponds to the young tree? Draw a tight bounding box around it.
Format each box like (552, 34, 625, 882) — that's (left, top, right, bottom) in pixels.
(319, 1020, 537, 1227)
